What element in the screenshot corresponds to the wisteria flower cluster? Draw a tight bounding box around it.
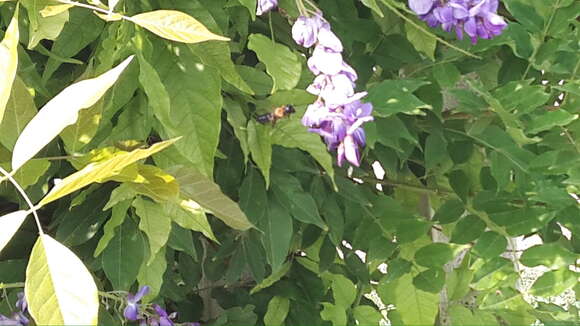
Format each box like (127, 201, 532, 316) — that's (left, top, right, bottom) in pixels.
(409, 0, 507, 44)
(0, 293, 29, 326)
(124, 286, 199, 326)
(293, 14, 373, 166)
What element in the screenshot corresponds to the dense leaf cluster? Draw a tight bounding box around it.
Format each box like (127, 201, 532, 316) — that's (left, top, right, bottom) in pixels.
(0, 0, 579, 325)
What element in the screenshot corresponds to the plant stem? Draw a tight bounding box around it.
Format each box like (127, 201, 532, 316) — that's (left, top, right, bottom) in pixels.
(0, 167, 43, 235)
(0, 282, 25, 290)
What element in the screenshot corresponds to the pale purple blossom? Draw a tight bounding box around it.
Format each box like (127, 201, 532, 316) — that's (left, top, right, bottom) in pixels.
(293, 12, 373, 167)
(256, 0, 277, 16)
(409, 0, 507, 43)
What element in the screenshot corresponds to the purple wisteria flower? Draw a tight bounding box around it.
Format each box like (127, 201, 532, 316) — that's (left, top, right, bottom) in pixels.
(294, 12, 373, 167)
(124, 286, 150, 321)
(409, 0, 507, 43)
(0, 293, 29, 326)
(148, 305, 177, 326)
(256, 0, 277, 16)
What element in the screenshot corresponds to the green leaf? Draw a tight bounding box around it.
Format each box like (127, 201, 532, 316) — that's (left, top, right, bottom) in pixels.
(4, 159, 51, 190)
(129, 10, 229, 43)
(236, 65, 273, 96)
(170, 166, 253, 231)
(448, 305, 482, 326)
(94, 199, 132, 257)
(353, 305, 383, 326)
(415, 243, 455, 268)
(366, 79, 431, 117)
(0, 77, 37, 151)
(189, 42, 254, 94)
(450, 214, 486, 244)
(331, 274, 356, 308)
(26, 5, 69, 49)
(527, 110, 578, 134)
(167, 224, 197, 259)
(102, 217, 145, 290)
(166, 201, 217, 242)
(379, 274, 439, 325)
(424, 133, 449, 170)
(248, 120, 272, 186)
(25, 235, 99, 325)
(0, 9, 19, 125)
(137, 247, 167, 302)
(447, 258, 474, 300)
(405, 20, 436, 60)
(433, 199, 464, 224)
(449, 169, 470, 202)
(264, 199, 293, 273)
(413, 267, 445, 293)
(530, 269, 578, 297)
(520, 243, 578, 269)
(360, 0, 384, 16)
(250, 261, 291, 295)
(433, 63, 461, 88)
(38, 138, 178, 206)
(271, 119, 335, 185)
(248, 34, 301, 92)
(12, 56, 134, 172)
(271, 172, 327, 230)
(320, 303, 347, 326)
(264, 296, 290, 326)
(0, 211, 29, 254)
(134, 197, 172, 265)
(154, 46, 222, 177)
(103, 184, 137, 211)
(472, 231, 507, 259)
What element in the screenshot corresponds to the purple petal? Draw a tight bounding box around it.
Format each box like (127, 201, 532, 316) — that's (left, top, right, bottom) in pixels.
(256, 0, 277, 16)
(409, 0, 435, 15)
(337, 142, 346, 167)
(317, 23, 343, 52)
(159, 317, 174, 326)
(123, 303, 139, 321)
(153, 305, 169, 318)
(132, 286, 150, 302)
(292, 16, 321, 48)
(343, 135, 360, 166)
(307, 46, 344, 75)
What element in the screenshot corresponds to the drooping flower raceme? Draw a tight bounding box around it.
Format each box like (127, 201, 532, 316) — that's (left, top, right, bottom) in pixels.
(294, 13, 373, 167)
(256, 0, 278, 16)
(409, 0, 507, 43)
(124, 286, 150, 321)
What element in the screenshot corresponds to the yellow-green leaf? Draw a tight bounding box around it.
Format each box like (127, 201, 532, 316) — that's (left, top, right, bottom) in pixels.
(166, 201, 218, 242)
(0, 9, 19, 124)
(38, 138, 179, 207)
(12, 56, 134, 172)
(39, 4, 73, 17)
(0, 210, 28, 253)
(0, 76, 37, 151)
(128, 165, 180, 202)
(128, 10, 229, 44)
(25, 235, 99, 325)
(170, 166, 254, 231)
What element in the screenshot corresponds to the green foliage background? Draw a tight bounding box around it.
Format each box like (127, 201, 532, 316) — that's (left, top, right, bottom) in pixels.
(0, 0, 579, 325)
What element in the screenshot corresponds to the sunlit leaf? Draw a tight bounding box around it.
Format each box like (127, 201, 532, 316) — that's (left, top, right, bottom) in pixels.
(25, 235, 99, 325)
(137, 247, 167, 302)
(0, 9, 19, 124)
(170, 166, 254, 231)
(129, 10, 229, 44)
(38, 138, 179, 207)
(0, 210, 29, 254)
(0, 77, 37, 151)
(12, 56, 134, 171)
